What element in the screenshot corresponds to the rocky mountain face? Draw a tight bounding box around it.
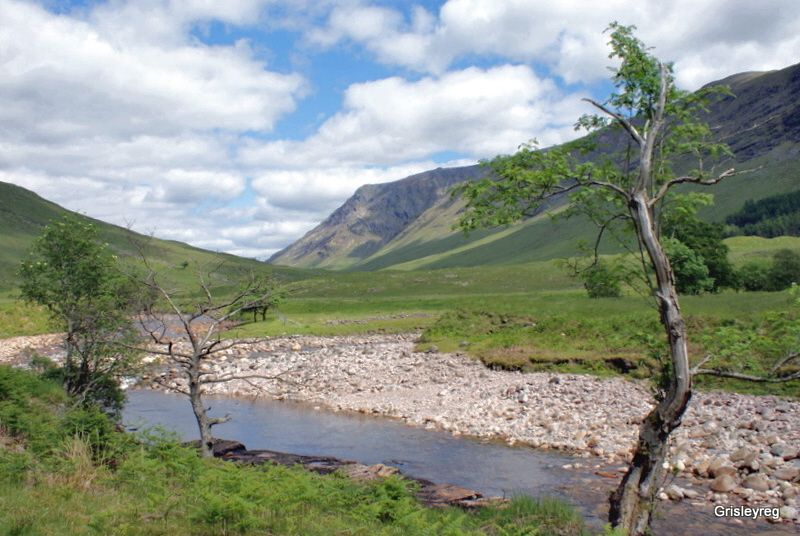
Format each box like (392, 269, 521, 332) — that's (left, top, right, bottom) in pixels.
(269, 166, 486, 268)
(270, 62, 800, 270)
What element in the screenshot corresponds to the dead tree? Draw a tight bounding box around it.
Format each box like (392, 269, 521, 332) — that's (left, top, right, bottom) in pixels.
(134, 263, 286, 458)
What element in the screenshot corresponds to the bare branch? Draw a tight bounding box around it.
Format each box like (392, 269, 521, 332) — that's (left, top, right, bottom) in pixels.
(587, 179, 631, 200)
(582, 98, 643, 145)
(693, 369, 800, 383)
(208, 414, 231, 428)
(689, 354, 713, 375)
(649, 167, 739, 206)
(693, 351, 800, 383)
(199, 371, 301, 387)
(149, 376, 190, 396)
(770, 351, 800, 374)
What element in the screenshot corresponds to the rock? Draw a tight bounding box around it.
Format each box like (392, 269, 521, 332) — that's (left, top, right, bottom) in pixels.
(710, 474, 738, 493)
(694, 458, 711, 477)
(683, 488, 700, 499)
(770, 443, 786, 457)
(773, 466, 800, 482)
(742, 474, 771, 492)
(711, 465, 738, 478)
(730, 447, 755, 463)
(666, 485, 684, 500)
(780, 506, 798, 520)
(702, 421, 719, 434)
(290, 342, 302, 351)
(708, 457, 731, 477)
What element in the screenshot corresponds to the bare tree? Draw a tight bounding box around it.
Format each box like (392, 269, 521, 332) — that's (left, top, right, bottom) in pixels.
(133, 259, 286, 458)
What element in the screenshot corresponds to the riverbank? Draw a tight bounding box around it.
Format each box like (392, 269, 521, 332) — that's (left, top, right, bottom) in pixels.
(4, 332, 799, 525)
(134, 333, 799, 525)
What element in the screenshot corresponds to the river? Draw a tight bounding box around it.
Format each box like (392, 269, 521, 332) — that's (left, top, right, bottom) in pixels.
(123, 389, 794, 535)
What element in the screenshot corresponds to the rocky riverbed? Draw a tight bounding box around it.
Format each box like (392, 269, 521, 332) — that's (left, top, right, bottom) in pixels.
(3, 332, 799, 525)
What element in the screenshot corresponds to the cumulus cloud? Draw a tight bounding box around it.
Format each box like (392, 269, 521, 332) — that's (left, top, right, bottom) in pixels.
(0, 0, 305, 257)
(310, 0, 800, 89)
(241, 65, 587, 169)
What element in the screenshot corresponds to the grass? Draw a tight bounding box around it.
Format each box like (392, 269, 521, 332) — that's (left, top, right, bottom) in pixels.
(0, 366, 588, 536)
(0, 293, 52, 338)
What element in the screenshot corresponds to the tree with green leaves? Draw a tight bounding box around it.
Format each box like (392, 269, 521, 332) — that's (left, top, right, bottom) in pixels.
(767, 249, 800, 291)
(454, 23, 742, 534)
(580, 259, 622, 298)
(18, 217, 140, 414)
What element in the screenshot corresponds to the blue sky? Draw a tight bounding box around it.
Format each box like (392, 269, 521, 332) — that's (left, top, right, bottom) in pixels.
(2, 0, 799, 258)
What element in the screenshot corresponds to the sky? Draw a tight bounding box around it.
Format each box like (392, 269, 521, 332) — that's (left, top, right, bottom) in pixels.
(2, 0, 799, 259)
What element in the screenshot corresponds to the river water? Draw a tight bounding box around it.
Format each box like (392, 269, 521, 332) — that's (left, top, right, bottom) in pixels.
(123, 390, 794, 535)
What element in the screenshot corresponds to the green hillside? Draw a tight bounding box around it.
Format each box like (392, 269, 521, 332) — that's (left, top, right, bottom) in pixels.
(0, 181, 312, 292)
(358, 154, 800, 271)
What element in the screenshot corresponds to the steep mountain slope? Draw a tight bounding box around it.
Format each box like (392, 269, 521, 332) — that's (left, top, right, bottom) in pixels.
(0, 181, 308, 291)
(270, 62, 800, 271)
(269, 166, 487, 269)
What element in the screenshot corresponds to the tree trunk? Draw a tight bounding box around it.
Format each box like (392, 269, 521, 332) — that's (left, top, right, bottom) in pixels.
(610, 193, 693, 534)
(189, 378, 214, 458)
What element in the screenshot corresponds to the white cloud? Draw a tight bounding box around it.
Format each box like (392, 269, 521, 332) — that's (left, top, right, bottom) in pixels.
(251, 162, 452, 213)
(241, 65, 587, 169)
(310, 0, 800, 89)
(0, 0, 307, 258)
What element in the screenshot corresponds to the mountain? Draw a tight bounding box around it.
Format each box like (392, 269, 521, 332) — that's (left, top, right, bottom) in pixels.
(270, 62, 800, 271)
(0, 181, 308, 291)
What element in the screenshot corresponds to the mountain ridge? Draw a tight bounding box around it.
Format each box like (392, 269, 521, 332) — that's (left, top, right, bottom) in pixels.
(270, 61, 800, 271)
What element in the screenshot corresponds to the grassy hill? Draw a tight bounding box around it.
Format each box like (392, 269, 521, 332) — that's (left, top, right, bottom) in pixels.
(0, 181, 312, 292)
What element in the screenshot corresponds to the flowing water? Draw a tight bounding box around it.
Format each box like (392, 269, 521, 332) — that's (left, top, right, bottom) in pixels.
(123, 390, 794, 535)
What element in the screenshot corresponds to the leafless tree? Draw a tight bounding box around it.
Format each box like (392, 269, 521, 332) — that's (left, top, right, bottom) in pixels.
(131, 255, 287, 458)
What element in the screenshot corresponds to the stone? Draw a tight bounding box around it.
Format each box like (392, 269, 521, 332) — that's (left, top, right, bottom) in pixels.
(770, 443, 786, 457)
(742, 474, 771, 492)
(779, 506, 798, 520)
(708, 457, 730, 477)
(693, 458, 711, 477)
(666, 485, 684, 501)
(683, 488, 700, 499)
(773, 466, 800, 482)
(730, 447, 755, 463)
(702, 421, 719, 434)
(710, 474, 737, 493)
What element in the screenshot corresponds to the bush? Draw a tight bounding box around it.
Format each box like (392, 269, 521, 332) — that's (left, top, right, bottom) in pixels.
(738, 262, 770, 291)
(581, 261, 622, 298)
(663, 238, 714, 295)
(767, 249, 800, 291)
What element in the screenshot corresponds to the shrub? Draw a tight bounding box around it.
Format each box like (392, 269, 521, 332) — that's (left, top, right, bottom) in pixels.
(738, 261, 770, 291)
(663, 238, 714, 295)
(767, 249, 800, 291)
(581, 261, 622, 298)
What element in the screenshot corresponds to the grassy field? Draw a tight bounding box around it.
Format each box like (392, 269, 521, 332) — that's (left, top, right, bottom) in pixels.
(3, 235, 798, 396)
